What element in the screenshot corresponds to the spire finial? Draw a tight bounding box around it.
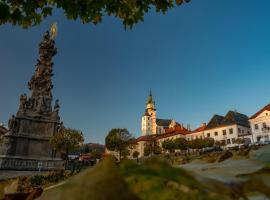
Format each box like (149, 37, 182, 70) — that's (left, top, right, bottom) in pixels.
(50, 22, 58, 40)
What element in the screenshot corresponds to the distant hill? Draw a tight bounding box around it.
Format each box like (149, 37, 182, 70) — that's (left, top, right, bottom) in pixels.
(85, 143, 105, 153)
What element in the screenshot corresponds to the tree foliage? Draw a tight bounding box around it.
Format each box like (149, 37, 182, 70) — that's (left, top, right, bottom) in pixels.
(162, 139, 176, 153)
(203, 137, 215, 148)
(50, 127, 84, 161)
(132, 151, 140, 158)
(105, 128, 133, 160)
(144, 145, 151, 157)
(0, 0, 191, 29)
(174, 138, 188, 151)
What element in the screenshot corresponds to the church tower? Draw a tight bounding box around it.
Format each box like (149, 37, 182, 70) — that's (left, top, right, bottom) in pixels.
(141, 90, 157, 136)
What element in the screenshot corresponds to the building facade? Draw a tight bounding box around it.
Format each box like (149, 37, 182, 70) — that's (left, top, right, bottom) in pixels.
(107, 93, 267, 159)
(141, 91, 183, 136)
(249, 103, 270, 143)
(203, 111, 252, 148)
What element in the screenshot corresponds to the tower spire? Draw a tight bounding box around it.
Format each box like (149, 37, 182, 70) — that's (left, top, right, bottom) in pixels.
(147, 89, 154, 105)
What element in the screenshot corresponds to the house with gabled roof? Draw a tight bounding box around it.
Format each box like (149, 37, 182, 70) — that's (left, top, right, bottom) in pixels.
(249, 103, 270, 143)
(204, 111, 252, 147)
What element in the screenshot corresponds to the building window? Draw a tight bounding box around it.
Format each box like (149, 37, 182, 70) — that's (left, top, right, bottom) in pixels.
(147, 117, 150, 120)
(207, 133, 210, 137)
(229, 128, 233, 134)
(214, 132, 218, 136)
(263, 123, 267, 128)
(238, 128, 241, 133)
(232, 138, 236, 143)
(227, 139, 231, 144)
(255, 124, 258, 130)
(223, 130, 227, 135)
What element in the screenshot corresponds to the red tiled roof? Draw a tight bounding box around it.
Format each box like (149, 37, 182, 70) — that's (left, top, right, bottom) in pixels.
(190, 124, 207, 133)
(156, 132, 182, 140)
(156, 125, 191, 140)
(250, 103, 270, 119)
(136, 135, 154, 142)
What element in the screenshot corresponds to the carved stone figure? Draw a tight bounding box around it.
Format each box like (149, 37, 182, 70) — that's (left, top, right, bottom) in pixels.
(19, 94, 27, 112)
(54, 99, 60, 113)
(8, 115, 16, 130)
(56, 121, 63, 133)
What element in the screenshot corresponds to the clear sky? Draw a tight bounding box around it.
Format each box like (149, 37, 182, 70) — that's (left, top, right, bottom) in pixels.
(1, 0, 270, 144)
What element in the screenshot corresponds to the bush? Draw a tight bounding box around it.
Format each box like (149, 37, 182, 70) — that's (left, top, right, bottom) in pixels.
(30, 171, 70, 187)
(30, 175, 44, 187)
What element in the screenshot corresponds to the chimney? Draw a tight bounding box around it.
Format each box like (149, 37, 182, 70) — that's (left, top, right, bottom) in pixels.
(201, 123, 206, 127)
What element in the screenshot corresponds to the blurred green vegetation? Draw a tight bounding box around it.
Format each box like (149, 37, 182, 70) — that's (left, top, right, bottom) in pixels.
(2, 145, 270, 200)
(119, 157, 226, 200)
(40, 157, 230, 200)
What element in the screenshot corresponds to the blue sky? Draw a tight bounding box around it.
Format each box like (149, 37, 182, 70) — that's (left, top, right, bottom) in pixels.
(1, 0, 270, 144)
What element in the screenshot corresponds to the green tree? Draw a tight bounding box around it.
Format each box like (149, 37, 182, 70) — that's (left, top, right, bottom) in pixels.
(0, 0, 190, 28)
(174, 138, 188, 152)
(132, 151, 140, 159)
(162, 139, 176, 153)
(144, 145, 151, 157)
(153, 142, 162, 155)
(190, 138, 204, 150)
(203, 137, 215, 148)
(50, 127, 84, 168)
(143, 137, 162, 156)
(105, 128, 133, 161)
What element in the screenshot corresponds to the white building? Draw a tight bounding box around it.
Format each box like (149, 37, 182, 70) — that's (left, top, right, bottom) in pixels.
(204, 111, 252, 148)
(249, 103, 270, 143)
(141, 91, 181, 136)
(186, 123, 206, 141)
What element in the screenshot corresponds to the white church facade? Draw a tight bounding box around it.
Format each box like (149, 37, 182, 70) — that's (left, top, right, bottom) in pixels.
(141, 91, 184, 136)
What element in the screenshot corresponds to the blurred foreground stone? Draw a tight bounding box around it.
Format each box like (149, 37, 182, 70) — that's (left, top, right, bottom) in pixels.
(39, 158, 139, 200)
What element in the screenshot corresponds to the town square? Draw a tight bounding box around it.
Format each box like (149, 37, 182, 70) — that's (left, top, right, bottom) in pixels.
(1, 0, 270, 199)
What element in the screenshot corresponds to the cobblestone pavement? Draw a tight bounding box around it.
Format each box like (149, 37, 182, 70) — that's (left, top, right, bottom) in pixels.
(0, 170, 47, 180)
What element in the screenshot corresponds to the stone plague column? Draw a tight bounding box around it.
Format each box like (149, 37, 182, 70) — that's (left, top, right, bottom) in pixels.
(0, 26, 64, 170)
